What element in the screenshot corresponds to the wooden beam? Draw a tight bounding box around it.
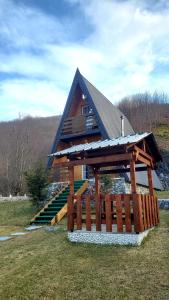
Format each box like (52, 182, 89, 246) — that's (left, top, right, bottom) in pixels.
(147, 166, 154, 196)
(53, 153, 132, 168)
(68, 166, 74, 195)
(130, 159, 137, 194)
(137, 154, 151, 166)
(98, 166, 148, 175)
(93, 167, 100, 196)
(134, 145, 153, 163)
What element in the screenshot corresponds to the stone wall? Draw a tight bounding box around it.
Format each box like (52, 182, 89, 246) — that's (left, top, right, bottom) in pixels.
(158, 199, 169, 209)
(0, 196, 29, 203)
(86, 178, 149, 195)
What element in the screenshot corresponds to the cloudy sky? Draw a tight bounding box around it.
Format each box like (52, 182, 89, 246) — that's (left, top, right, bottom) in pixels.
(1, 0, 169, 121)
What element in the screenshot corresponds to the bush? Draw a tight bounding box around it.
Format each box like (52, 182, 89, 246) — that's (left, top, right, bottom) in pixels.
(100, 174, 112, 193)
(25, 165, 49, 206)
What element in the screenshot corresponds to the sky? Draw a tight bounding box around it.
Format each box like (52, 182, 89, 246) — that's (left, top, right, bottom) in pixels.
(1, 0, 169, 121)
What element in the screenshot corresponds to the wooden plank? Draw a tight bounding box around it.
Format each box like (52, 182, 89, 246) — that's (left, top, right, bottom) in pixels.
(124, 194, 132, 232)
(53, 153, 132, 168)
(155, 196, 160, 224)
(133, 194, 144, 233)
(76, 196, 82, 230)
(148, 195, 153, 227)
(141, 195, 147, 230)
(116, 195, 123, 233)
(153, 195, 157, 225)
(137, 154, 151, 166)
(145, 195, 150, 228)
(105, 194, 112, 232)
(151, 195, 155, 226)
(95, 194, 101, 231)
(67, 195, 74, 231)
(86, 195, 91, 231)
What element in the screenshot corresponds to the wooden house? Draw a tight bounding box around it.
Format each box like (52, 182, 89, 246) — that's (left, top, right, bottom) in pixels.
(48, 69, 163, 191)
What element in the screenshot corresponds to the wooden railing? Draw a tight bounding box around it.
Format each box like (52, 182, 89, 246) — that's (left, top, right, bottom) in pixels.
(61, 114, 98, 136)
(67, 194, 159, 233)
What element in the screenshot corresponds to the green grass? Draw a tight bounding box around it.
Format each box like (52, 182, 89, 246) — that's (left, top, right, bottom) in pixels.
(156, 190, 169, 199)
(0, 200, 37, 227)
(0, 201, 169, 300)
(153, 124, 169, 139)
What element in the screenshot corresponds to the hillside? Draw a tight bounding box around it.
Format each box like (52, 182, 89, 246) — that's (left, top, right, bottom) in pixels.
(0, 94, 169, 195)
(118, 93, 169, 189)
(0, 115, 61, 195)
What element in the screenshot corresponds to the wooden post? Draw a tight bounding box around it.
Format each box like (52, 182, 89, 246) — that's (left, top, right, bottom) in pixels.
(93, 167, 100, 196)
(130, 157, 143, 232)
(76, 195, 82, 230)
(93, 167, 101, 231)
(105, 194, 112, 232)
(147, 166, 159, 226)
(69, 166, 74, 196)
(67, 166, 74, 231)
(116, 194, 123, 233)
(130, 158, 137, 194)
(86, 195, 91, 231)
(147, 166, 154, 196)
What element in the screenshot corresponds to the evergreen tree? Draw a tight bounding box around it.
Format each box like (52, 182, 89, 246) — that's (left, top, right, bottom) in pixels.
(100, 174, 112, 193)
(25, 164, 48, 206)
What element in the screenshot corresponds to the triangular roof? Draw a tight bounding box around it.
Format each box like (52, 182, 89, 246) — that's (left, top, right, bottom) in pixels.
(48, 69, 134, 167)
(82, 75, 134, 138)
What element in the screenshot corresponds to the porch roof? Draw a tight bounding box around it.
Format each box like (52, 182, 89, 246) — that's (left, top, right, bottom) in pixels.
(49, 132, 161, 162)
(50, 132, 150, 157)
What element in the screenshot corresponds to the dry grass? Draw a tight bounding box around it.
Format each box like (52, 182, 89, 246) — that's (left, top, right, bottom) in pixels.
(0, 201, 169, 300)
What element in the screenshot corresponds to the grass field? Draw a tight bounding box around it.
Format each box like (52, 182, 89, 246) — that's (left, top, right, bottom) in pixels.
(0, 200, 169, 300)
(156, 190, 169, 199)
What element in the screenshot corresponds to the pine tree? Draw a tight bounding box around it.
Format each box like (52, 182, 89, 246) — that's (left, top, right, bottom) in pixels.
(100, 174, 112, 193)
(25, 164, 48, 206)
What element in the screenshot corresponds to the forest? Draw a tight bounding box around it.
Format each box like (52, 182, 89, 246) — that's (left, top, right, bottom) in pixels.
(0, 92, 169, 196)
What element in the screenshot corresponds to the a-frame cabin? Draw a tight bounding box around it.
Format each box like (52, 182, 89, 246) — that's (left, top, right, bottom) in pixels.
(48, 69, 162, 191)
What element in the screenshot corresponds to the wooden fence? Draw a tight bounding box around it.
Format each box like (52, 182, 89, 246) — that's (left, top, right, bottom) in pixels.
(67, 194, 159, 233)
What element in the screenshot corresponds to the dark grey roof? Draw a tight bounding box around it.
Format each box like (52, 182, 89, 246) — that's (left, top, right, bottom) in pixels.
(82, 75, 135, 138)
(127, 169, 164, 191)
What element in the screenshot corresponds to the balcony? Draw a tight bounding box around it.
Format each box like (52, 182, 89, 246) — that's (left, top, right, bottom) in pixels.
(61, 114, 99, 139)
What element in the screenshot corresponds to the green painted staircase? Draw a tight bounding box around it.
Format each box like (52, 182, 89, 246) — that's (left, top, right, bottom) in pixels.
(30, 180, 86, 225)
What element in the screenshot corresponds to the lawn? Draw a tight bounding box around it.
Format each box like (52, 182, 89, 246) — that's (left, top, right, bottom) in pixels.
(156, 190, 169, 199)
(0, 201, 169, 300)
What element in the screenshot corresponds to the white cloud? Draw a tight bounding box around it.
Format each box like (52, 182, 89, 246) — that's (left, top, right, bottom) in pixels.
(1, 0, 169, 120)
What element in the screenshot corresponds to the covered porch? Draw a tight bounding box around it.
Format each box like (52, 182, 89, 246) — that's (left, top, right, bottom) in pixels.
(50, 133, 161, 244)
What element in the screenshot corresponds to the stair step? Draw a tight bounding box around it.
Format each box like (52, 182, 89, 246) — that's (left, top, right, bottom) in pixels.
(52, 201, 66, 205)
(31, 181, 87, 224)
(40, 212, 56, 216)
(33, 220, 50, 224)
(44, 208, 58, 212)
(36, 216, 53, 220)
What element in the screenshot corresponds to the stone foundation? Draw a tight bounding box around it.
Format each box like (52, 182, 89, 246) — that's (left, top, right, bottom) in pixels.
(68, 228, 153, 246)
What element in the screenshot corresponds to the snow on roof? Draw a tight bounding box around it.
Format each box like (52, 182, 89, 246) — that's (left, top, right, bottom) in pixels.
(49, 132, 151, 157)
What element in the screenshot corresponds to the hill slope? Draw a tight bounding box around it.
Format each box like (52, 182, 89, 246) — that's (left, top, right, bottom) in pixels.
(0, 97, 169, 195)
(0, 115, 61, 195)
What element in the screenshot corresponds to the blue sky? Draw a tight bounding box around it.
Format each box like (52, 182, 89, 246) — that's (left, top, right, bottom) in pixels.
(1, 0, 169, 121)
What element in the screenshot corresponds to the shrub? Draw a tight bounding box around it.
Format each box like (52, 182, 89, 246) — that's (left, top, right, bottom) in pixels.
(100, 174, 112, 193)
(25, 164, 48, 206)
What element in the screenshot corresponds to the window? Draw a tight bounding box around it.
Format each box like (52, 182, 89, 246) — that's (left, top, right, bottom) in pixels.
(81, 105, 92, 115)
